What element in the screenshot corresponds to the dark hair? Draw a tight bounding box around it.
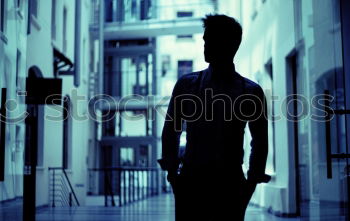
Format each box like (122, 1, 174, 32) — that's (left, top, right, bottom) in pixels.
(202, 14, 242, 56)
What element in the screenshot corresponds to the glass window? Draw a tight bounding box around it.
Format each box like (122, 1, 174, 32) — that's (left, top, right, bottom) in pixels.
(176, 11, 193, 39)
(140, 0, 152, 20)
(63, 7, 67, 52)
(123, 0, 138, 22)
(177, 60, 193, 78)
(120, 147, 135, 166)
(177, 11, 193, 18)
(0, 0, 5, 32)
(105, 0, 114, 22)
(16, 50, 21, 90)
(62, 96, 72, 169)
(120, 55, 152, 97)
(51, 0, 56, 40)
(30, 0, 38, 17)
(120, 111, 148, 136)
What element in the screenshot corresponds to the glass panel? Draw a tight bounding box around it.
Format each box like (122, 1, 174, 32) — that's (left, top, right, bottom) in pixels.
(120, 147, 135, 166)
(121, 57, 137, 96)
(120, 111, 147, 136)
(296, 0, 349, 220)
(120, 56, 152, 97)
(177, 60, 193, 78)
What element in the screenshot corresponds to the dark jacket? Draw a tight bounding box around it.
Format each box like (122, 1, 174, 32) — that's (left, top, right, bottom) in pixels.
(159, 64, 269, 183)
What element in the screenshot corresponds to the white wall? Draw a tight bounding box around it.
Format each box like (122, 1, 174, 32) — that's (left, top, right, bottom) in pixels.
(234, 0, 298, 215)
(0, 0, 28, 201)
(26, 0, 93, 207)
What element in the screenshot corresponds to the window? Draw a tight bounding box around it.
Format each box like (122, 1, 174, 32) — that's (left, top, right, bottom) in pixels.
(16, 50, 21, 89)
(177, 11, 193, 17)
(51, 0, 56, 40)
(105, 0, 113, 22)
(62, 96, 72, 169)
(140, 0, 152, 20)
(124, 0, 138, 22)
(37, 106, 44, 167)
(120, 147, 134, 166)
(63, 7, 67, 52)
(177, 60, 193, 78)
(16, 0, 23, 10)
(0, 88, 7, 181)
(176, 11, 193, 39)
(0, 0, 6, 33)
(30, 0, 38, 18)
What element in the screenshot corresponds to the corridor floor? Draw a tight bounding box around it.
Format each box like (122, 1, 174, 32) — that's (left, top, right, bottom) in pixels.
(36, 194, 300, 221)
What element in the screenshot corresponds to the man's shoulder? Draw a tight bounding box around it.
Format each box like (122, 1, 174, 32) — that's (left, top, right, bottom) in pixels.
(238, 74, 264, 94)
(177, 71, 201, 83)
(171, 71, 203, 95)
(175, 71, 202, 88)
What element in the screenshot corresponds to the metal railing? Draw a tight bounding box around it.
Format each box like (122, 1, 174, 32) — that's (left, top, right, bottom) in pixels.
(90, 0, 216, 26)
(49, 167, 80, 207)
(88, 167, 160, 206)
(88, 72, 99, 99)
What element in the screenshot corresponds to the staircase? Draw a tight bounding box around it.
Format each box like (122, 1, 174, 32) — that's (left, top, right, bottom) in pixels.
(49, 168, 80, 207)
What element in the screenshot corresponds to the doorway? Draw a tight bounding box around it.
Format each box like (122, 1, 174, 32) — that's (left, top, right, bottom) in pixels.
(292, 0, 350, 220)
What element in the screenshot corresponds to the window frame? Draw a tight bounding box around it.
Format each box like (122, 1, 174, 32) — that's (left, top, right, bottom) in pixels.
(177, 60, 193, 79)
(0, 0, 6, 35)
(62, 96, 72, 169)
(30, 0, 39, 18)
(176, 11, 194, 39)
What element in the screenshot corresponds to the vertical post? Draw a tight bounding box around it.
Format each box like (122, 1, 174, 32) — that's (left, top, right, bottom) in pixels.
(98, 0, 105, 97)
(119, 169, 122, 206)
(52, 169, 55, 207)
(129, 170, 132, 203)
(69, 192, 72, 207)
(147, 170, 150, 197)
(340, 0, 350, 216)
(110, 171, 116, 206)
(150, 170, 152, 196)
(131, 170, 134, 202)
(104, 170, 108, 206)
(324, 90, 333, 179)
(74, 0, 81, 87)
(138, 171, 141, 200)
(0, 88, 6, 182)
(123, 170, 127, 204)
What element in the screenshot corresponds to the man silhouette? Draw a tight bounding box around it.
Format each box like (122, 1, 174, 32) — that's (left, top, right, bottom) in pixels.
(159, 14, 270, 221)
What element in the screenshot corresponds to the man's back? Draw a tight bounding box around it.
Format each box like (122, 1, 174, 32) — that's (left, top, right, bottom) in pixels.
(162, 65, 268, 175)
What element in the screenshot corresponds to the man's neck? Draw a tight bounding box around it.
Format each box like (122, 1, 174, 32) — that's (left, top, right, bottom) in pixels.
(209, 62, 235, 74)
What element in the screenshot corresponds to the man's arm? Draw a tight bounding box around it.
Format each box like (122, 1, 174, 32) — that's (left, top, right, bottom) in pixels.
(159, 80, 184, 176)
(247, 86, 270, 183)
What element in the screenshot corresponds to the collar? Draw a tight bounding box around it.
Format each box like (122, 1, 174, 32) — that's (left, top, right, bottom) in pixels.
(207, 63, 237, 81)
(208, 63, 236, 73)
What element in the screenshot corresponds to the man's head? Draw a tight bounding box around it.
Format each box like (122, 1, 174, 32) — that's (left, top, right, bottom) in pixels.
(202, 14, 242, 64)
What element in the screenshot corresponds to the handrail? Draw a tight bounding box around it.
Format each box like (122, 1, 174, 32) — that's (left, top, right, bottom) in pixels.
(88, 167, 160, 207)
(88, 167, 159, 171)
(62, 169, 80, 206)
(49, 167, 80, 207)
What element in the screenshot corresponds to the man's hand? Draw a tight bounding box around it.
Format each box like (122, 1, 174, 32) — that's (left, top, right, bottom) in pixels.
(167, 170, 178, 194)
(167, 170, 178, 183)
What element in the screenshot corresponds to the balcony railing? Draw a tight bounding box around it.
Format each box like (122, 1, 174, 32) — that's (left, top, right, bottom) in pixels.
(88, 167, 161, 206)
(49, 167, 80, 207)
(90, 0, 216, 26)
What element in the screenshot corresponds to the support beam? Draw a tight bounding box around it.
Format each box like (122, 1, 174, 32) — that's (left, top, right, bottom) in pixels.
(90, 18, 203, 40)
